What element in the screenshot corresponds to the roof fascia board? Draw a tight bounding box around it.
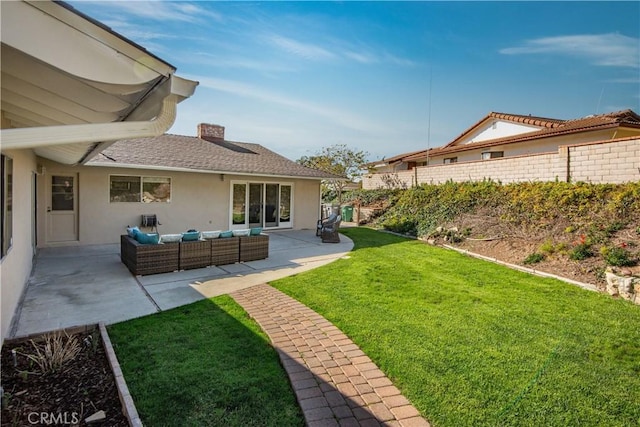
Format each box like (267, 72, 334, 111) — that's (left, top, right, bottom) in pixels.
(86, 162, 330, 181)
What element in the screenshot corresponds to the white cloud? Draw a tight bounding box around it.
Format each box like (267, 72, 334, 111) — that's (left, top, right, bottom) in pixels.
(101, 19, 176, 42)
(85, 1, 221, 24)
(605, 77, 640, 84)
(187, 75, 387, 134)
(344, 50, 378, 64)
(266, 33, 416, 67)
(268, 35, 337, 61)
(184, 52, 298, 73)
(500, 33, 639, 68)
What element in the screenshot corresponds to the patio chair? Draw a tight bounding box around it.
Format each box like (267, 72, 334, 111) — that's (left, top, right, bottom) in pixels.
(321, 215, 341, 243)
(316, 213, 338, 237)
(141, 214, 161, 233)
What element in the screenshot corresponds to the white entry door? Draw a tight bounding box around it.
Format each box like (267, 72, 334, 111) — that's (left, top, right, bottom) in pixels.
(47, 174, 78, 242)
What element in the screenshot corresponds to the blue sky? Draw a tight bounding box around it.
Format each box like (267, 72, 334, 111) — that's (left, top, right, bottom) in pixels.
(69, 1, 640, 162)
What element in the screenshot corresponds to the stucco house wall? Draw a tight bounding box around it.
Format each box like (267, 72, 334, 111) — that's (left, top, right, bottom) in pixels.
(424, 129, 615, 164)
(1, 149, 37, 341)
(36, 159, 321, 246)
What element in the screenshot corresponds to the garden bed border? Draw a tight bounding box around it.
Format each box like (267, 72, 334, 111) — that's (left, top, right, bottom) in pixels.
(5, 323, 142, 427)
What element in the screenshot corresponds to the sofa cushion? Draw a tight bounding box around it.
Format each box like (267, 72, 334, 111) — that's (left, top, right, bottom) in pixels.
(182, 231, 200, 241)
(127, 226, 140, 238)
(160, 233, 182, 243)
(202, 230, 221, 239)
(219, 231, 234, 238)
(136, 232, 160, 245)
(250, 227, 263, 236)
(232, 229, 250, 237)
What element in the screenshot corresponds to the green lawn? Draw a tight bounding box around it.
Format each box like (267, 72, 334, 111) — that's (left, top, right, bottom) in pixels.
(272, 227, 640, 427)
(107, 296, 304, 427)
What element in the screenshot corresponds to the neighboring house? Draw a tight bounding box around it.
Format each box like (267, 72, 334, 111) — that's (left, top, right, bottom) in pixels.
(364, 149, 428, 174)
(363, 110, 640, 189)
(0, 0, 198, 343)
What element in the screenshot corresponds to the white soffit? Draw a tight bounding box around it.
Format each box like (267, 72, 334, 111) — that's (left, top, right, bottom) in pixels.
(0, 0, 198, 164)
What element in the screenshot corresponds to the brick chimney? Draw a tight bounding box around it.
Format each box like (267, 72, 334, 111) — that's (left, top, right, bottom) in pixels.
(197, 123, 225, 140)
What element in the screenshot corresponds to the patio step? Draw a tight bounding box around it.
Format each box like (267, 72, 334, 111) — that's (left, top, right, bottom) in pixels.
(231, 284, 430, 427)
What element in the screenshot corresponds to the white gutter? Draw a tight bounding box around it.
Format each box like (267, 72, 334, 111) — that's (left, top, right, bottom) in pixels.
(0, 75, 198, 151)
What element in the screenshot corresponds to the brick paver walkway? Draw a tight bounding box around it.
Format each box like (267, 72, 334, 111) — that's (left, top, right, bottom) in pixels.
(231, 284, 430, 427)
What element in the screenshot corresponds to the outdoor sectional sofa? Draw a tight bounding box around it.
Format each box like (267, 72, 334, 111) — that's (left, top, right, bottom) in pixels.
(120, 234, 269, 275)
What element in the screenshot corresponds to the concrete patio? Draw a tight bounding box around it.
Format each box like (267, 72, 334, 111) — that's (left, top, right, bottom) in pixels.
(9, 229, 353, 338)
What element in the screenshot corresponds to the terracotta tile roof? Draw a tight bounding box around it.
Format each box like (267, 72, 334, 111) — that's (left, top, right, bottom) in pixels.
(364, 148, 428, 167)
(442, 112, 564, 149)
(403, 109, 640, 161)
(88, 134, 340, 179)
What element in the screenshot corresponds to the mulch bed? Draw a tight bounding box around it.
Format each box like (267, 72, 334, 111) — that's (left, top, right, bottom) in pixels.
(1, 328, 128, 426)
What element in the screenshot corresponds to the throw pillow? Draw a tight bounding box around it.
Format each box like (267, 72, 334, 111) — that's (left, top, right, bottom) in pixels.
(232, 229, 250, 237)
(127, 226, 140, 238)
(160, 234, 182, 243)
(249, 227, 263, 236)
(201, 231, 221, 239)
(136, 232, 159, 245)
(182, 231, 200, 241)
(219, 231, 233, 238)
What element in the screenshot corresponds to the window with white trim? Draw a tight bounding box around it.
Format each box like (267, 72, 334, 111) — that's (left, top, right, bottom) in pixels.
(443, 157, 458, 164)
(481, 151, 504, 160)
(110, 175, 171, 202)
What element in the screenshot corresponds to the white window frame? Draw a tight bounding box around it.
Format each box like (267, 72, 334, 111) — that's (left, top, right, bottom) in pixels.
(229, 180, 294, 230)
(109, 174, 172, 203)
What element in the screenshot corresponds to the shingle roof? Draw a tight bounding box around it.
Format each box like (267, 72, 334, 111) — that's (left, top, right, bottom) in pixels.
(402, 109, 640, 161)
(88, 134, 340, 179)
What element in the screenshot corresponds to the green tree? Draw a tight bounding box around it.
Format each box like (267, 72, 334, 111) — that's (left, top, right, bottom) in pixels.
(297, 144, 369, 203)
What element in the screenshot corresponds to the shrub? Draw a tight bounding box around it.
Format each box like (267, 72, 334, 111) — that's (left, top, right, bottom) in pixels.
(600, 246, 636, 267)
(524, 253, 545, 265)
(25, 331, 81, 374)
(381, 216, 417, 235)
(540, 240, 569, 255)
(570, 243, 593, 261)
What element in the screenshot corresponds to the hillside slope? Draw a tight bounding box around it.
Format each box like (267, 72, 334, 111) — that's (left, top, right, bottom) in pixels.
(345, 181, 640, 289)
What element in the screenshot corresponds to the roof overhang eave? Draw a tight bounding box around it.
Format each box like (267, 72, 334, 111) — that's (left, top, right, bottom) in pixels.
(0, 75, 198, 160)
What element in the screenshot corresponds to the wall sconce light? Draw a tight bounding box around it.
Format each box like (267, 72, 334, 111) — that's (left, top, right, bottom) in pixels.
(220, 174, 225, 181)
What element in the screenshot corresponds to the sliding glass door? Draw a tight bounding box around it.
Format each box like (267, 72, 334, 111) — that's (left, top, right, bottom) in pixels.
(249, 183, 263, 228)
(231, 181, 292, 229)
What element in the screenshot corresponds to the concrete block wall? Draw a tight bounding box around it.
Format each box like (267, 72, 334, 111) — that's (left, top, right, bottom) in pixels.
(414, 152, 563, 185)
(362, 137, 640, 189)
(362, 170, 415, 189)
(568, 138, 640, 183)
